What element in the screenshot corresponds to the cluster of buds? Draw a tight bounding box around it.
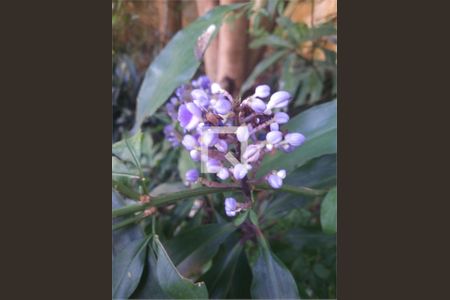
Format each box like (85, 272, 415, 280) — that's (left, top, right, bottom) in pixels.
(163, 76, 305, 217)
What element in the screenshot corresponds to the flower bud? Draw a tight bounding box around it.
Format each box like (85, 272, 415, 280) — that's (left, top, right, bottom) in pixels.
(249, 98, 267, 113)
(215, 139, 228, 153)
(267, 172, 283, 189)
(190, 149, 201, 161)
(277, 169, 286, 179)
(242, 144, 261, 163)
(217, 168, 230, 180)
(233, 163, 249, 180)
(224, 197, 238, 217)
(254, 85, 271, 98)
(182, 134, 198, 150)
(191, 89, 210, 107)
(178, 103, 202, 131)
(274, 112, 289, 124)
(213, 98, 232, 115)
(267, 91, 291, 110)
(211, 83, 222, 94)
(266, 131, 283, 145)
(285, 132, 305, 147)
(185, 169, 199, 183)
(270, 123, 279, 131)
(236, 125, 250, 142)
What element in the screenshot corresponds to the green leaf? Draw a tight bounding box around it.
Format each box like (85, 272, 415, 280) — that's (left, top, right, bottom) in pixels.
(249, 34, 294, 49)
(233, 210, 249, 227)
(131, 236, 208, 299)
(151, 182, 186, 196)
(154, 236, 208, 299)
(258, 99, 337, 176)
(249, 209, 259, 226)
(250, 236, 300, 299)
(112, 131, 144, 164)
(133, 3, 247, 129)
(201, 237, 244, 298)
(112, 236, 151, 299)
(321, 186, 337, 234)
(112, 190, 144, 256)
(240, 49, 288, 95)
(164, 223, 237, 278)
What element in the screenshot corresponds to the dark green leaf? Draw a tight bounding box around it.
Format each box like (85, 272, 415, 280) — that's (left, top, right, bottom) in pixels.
(201, 237, 243, 298)
(131, 236, 208, 299)
(154, 236, 208, 299)
(112, 190, 144, 256)
(165, 223, 237, 278)
(112, 236, 151, 299)
(258, 99, 337, 176)
(321, 186, 337, 234)
(133, 4, 247, 129)
(250, 237, 300, 299)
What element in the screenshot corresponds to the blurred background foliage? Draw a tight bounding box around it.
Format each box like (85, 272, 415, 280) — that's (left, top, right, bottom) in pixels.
(112, 1, 336, 299)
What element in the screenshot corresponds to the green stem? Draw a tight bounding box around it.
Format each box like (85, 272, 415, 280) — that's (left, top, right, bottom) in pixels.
(112, 213, 145, 231)
(112, 186, 240, 218)
(255, 184, 327, 197)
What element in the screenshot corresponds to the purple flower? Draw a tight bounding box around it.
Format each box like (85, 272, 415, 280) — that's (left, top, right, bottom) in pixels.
(215, 139, 228, 153)
(266, 169, 286, 189)
(233, 163, 250, 180)
(206, 159, 222, 173)
(274, 112, 289, 124)
(266, 91, 291, 110)
(178, 103, 202, 131)
(163, 124, 179, 147)
(213, 97, 232, 115)
(249, 98, 266, 113)
(242, 144, 261, 163)
(191, 89, 210, 107)
(266, 131, 283, 145)
(200, 131, 218, 147)
(192, 75, 211, 89)
(254, 85, 271, 98)
(236, 125, 250, 142)
(185, 169, 199, 183)
(224, 197, 238, 217)
(182, 134, 198, 150)
(285, 133, 305, 147)
(217, 168, 230, 180)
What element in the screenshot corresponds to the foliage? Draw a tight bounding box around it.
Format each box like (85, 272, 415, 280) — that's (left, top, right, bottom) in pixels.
(112, 3, 337, 299)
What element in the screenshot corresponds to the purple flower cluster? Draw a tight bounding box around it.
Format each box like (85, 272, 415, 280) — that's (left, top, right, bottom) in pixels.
(163, 76, 306, 217)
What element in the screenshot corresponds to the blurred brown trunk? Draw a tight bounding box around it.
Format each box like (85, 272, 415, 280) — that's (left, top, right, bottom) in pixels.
(196, 0, 219, 81)
(217, 0, 249, 96)
(156, 0, 182, 45)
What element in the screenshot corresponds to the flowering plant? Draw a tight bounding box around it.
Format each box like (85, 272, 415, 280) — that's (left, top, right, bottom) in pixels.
(165, 76, 307, 218)
(112, 4, 336, 300)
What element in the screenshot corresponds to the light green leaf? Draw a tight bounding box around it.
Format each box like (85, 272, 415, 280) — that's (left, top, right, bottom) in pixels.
(321, 186, 337, 234)
(240, 49, 288, 95)
(133, 3, 247, 129)
(258, 99, 336, 176)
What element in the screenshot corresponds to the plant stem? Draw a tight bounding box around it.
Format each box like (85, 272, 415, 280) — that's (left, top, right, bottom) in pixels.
(255, 183, 327, 197)
(112, 213, 145, 231)
(112, 186, 240, 218)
